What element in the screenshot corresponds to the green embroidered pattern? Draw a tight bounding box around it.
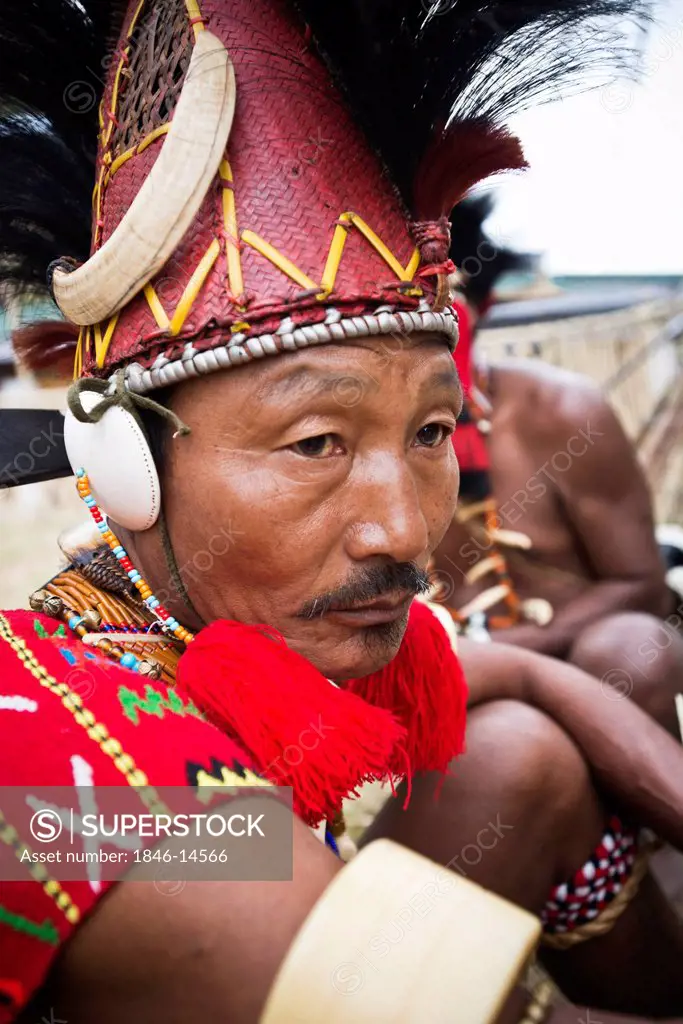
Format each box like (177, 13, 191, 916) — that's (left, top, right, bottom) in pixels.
(118, 683, 203, 726)
(0, 903, 60, 947)
(33, 619, 66, 640)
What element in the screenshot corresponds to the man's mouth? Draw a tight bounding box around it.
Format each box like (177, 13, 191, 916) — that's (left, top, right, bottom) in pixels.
(323, 591, 414, 626)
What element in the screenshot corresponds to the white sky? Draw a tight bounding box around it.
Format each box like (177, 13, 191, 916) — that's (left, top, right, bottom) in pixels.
(484, 0, 683, 275)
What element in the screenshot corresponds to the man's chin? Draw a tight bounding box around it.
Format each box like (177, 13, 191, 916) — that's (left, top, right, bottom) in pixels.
(310, 614, 410, 683)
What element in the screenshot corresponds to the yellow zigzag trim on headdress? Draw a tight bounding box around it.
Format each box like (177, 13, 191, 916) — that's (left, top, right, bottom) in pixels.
(90, 0, 201, 246)
(144, 240, 221, 337)
(185, 0, 207, 40)
(105, 124, 171, 186)
(92, 0, 147, 252)
(75, 315, 120, 375)
(242, 232, 318, 291)
(73, 208, 423, 376)
(220, 159, 245, 303)
(74, 327, 85, 378)
(242, 212, 421, 300)
(325, 214, 421, 292)
(93, 315, 120, 368)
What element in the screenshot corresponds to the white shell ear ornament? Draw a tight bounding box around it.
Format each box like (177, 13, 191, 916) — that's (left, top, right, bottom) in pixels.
(64, 371, 190, 532)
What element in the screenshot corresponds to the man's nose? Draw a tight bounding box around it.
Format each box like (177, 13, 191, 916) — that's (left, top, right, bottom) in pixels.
(345, 455, 430, 565)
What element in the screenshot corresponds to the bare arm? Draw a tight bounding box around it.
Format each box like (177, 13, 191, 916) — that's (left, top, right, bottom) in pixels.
(501, 389, 669, 657)
(42, 805, 341, 1024)
(460, 638, 683, 849)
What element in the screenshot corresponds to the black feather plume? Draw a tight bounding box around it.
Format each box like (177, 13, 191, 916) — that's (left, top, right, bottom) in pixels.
(0, 0, 653, 309)
(0, 1, 126, 157)
(0, 118, 93, 295)
(298, 0, 654, 211)
(0, 1, 127, 304)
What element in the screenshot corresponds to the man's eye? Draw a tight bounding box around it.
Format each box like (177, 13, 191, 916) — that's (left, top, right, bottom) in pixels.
(415, 423, 451, 448)
(291, 434, 340, 458)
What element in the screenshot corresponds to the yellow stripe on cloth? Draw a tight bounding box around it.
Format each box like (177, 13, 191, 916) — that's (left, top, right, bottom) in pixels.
(0, 811, 81, 925)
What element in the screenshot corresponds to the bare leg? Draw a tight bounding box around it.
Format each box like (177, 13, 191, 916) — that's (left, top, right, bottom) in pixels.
(569, 612, 683, 738)
(360, 700, 683, 1016)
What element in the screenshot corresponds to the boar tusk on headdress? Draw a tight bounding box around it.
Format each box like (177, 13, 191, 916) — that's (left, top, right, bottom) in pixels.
(50, 29, 236, 327)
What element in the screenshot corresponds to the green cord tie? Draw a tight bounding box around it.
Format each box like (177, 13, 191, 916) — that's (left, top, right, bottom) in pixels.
(67, 370, 191, 438)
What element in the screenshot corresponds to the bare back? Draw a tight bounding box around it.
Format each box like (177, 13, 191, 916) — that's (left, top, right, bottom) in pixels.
(434, 359, 670, 642)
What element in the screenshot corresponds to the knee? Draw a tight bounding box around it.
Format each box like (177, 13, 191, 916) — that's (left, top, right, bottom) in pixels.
(570, 612, 683, 731)
(457, 701, 603, 885)
(385, 701, 604, 908)
(570, 612, 656, 674)
(462, 700, 594, 825)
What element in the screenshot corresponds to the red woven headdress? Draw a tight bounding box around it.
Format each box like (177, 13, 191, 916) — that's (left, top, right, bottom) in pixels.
(59, 0, 462, 391)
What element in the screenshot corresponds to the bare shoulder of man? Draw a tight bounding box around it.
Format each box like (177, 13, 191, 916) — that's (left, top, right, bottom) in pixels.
(487, 358, 607, 449)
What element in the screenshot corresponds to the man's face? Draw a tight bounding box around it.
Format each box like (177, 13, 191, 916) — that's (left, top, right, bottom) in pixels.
(133, 332, 461, 681)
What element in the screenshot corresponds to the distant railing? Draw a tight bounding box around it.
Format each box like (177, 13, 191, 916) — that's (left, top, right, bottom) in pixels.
(479, 295, 683, 444)
(602, 312, 683, 396)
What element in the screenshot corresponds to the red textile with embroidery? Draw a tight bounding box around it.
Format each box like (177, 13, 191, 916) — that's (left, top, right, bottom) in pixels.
(178, 600, 469, 825)
(0, 610, 261, 1021)
(0, 605, 468, 1016)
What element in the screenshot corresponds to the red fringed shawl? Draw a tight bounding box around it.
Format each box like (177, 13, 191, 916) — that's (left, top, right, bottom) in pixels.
(177, 600, 468, 825)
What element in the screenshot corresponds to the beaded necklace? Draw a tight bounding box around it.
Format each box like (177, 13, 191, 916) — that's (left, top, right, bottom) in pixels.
(445, 366, 527, 631)
(75, 470, 194, 648)
(444, 365, 554, 632)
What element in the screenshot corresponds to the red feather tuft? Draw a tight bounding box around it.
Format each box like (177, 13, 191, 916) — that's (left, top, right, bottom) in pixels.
(11, 320, 78, 380)
(452, 419, 491, 474)
(414, 121, 528, 220)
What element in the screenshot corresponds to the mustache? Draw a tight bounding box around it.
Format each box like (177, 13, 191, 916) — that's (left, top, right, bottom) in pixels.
(297, 562, 431, 620)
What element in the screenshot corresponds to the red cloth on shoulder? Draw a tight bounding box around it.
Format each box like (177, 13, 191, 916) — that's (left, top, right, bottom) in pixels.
(450, 299, 490, 474)
(0, 610, 259, 1021)
(452, 298, 474, 397)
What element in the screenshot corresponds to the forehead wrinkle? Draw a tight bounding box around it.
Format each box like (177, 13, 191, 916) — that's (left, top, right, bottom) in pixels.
(254, 363, 379, 404)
